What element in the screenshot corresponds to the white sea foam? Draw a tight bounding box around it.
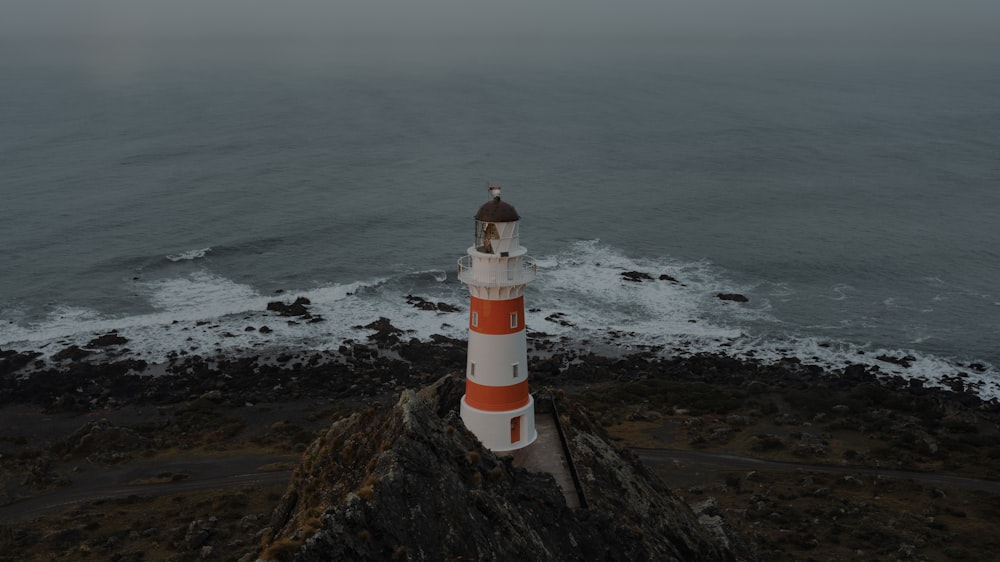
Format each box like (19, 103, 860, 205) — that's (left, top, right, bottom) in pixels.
(2, 306, 109, 345)
(142, 272, 263, 314)
(827, 284, 855, 301)
(2, 240, 997, 400)
(530, 240, 764, 339)
(166, 247, 212, 262)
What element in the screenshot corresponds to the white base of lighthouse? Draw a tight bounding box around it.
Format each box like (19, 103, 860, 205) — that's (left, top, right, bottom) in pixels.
(460, 396, 538, 452)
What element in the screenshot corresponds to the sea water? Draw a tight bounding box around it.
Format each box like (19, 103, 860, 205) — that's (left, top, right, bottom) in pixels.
(1, 39, 998, 395)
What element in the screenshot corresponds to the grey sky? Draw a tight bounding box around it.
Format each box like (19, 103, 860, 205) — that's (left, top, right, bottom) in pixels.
(3, 0, 999, 45)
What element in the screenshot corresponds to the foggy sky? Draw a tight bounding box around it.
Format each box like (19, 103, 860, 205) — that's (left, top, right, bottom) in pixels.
(4, 0, 999, 45)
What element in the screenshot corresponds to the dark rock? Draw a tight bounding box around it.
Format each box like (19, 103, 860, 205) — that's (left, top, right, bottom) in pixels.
(53, 345, 92, 362)
(876, 354, 916, 369)
(184, 518, 216, 549)
(53, 418, 152, 463)
(259, 325, 273, 334)
(545, 312, 574, 327)
(267, 297, 313, 317)
(842, 363, 874, 382)
(41, 526, 87, 548)
(620, 271, 684, 284)
(717, 293, 749, 303)
(405, 294, 461, 313)
(0, 349, 42, 375)
(406, 294, 437, 311)
(364, 317, 404, 346)
(86, 332, 128, 348)
(621, 270, 654, 282)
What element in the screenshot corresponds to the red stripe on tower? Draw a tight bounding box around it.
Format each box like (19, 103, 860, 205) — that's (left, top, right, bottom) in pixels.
(464, 379, 531, 411)
(469, 295, 524, 335)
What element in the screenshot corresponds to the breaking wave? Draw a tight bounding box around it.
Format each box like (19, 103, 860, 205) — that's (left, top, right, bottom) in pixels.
(1, 240, 997, 398)
(166, 248, 212, 262)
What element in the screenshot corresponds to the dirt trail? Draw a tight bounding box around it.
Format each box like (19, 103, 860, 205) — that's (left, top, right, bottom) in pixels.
(5, 446, 999, 524)
(0, 454, 297, 522)
(636, 448, 1000, 494)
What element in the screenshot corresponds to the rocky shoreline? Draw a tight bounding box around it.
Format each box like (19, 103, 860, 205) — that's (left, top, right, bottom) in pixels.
(4, 311, 996, 416)
(3, 316, 1000, 560)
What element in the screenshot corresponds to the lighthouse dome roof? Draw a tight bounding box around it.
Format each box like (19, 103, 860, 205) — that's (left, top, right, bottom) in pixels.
(475, 197, 520, 222)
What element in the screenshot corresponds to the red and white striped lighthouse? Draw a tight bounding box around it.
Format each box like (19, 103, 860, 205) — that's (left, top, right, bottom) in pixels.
(458, 185, 537, 451)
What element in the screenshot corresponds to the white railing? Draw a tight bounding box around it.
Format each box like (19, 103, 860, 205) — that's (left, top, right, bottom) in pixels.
(457, 255, 536, 286)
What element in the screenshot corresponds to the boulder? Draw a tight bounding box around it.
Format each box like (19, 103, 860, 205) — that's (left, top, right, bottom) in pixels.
(0, 349, 41, 375)
(876, 354, 916, 369)
(406, 294, 460, 313)
(86, 332, 128, 348)
(54, 418, 152, 463)
(621, 270, 654, 282)
(53, 345, 92, 362)
(362, 317, 404, 347)
(267, 297, 312, 317)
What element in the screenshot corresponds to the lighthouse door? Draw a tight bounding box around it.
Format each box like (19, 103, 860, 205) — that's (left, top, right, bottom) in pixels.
(510, 416, 521, 444)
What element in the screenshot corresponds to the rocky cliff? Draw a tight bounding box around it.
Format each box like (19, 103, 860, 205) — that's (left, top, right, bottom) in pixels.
(258, 375, 756, 561)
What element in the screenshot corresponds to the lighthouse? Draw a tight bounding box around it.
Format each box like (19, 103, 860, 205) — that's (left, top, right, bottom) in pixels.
(457, 185, 538, 451)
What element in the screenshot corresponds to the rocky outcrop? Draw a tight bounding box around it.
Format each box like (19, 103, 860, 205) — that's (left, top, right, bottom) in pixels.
(259, 376, 756, 561)
(52, 345, 93, 362)
(621, 270, 655, 282)
(405, 294, 461, 313)
(620, 271, 684, 285)
(360, 317, 404, 345)
(877, 354, 917, 368)
(267, 297, 322, 322)
(0, 349, 41, 375)
(87, 331, 129, 348)
(52, 418, 153, 463)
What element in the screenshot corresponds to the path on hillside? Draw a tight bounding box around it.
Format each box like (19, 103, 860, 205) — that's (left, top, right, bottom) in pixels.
(0, 454, 297, 522)
(636, 448, 1000, 494)
(3, 448, 998, 522)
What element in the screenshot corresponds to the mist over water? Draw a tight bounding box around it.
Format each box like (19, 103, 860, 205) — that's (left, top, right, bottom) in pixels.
(1, 32, 998, 395)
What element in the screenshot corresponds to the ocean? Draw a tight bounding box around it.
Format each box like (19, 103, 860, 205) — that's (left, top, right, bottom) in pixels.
(1, 38, 998, 395)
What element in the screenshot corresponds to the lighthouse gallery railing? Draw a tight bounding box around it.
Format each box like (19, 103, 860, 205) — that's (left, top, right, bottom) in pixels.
(457, 255, 536, 286)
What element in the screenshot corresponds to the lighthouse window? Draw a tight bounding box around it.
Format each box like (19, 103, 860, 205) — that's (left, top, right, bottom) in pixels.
(471, 311, 479, 327)
(470, 362, 476, 377)
(477, 222, 499, 254)
(510, 312, 518, 329)
(512, 363, 519, 379)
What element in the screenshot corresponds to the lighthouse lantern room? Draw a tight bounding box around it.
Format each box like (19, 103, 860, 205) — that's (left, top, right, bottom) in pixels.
(457, 185, 538, 451)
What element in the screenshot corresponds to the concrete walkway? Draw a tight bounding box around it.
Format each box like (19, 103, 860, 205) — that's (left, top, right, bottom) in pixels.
(511, 412, 581, 509)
